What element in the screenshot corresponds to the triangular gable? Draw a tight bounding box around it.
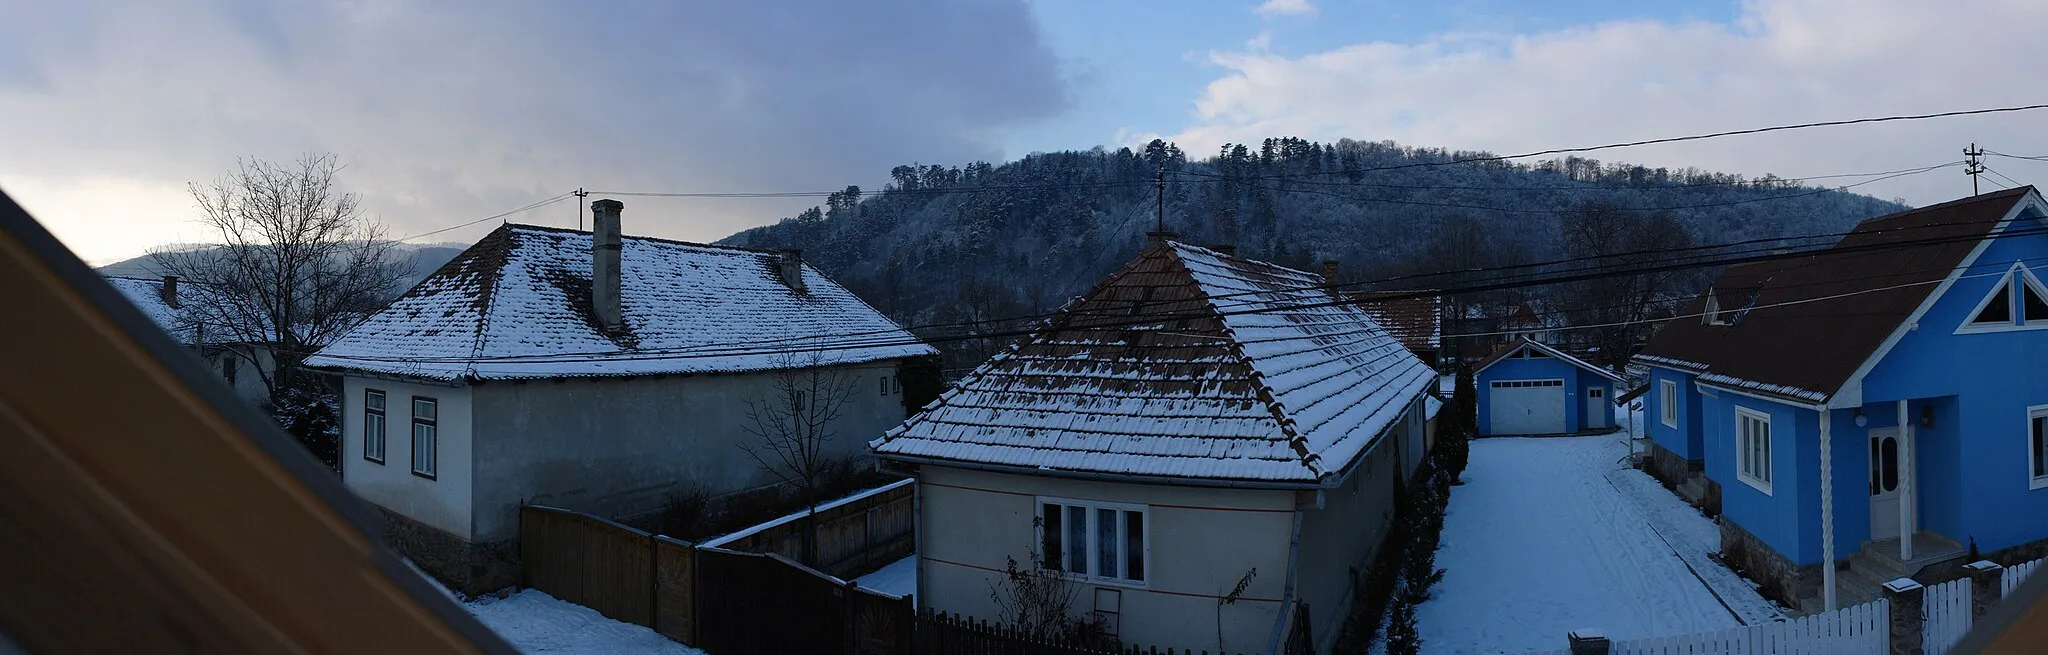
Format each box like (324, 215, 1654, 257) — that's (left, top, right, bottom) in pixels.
(1476, 338, 1625, 384)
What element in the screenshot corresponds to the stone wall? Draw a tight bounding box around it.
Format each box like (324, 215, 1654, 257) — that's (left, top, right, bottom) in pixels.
(1719, 517, 1821, 608)
(376, 506, 517, 597)
(1643, 441, 1691, 489)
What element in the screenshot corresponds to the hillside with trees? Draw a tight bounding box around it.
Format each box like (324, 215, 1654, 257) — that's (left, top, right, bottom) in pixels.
(723, 137, 1907, 371)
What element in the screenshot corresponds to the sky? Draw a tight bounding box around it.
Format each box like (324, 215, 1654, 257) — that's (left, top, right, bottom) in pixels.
(5, 0, 2048, 264)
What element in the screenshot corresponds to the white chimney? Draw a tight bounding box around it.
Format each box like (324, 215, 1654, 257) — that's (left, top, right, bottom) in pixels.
(778, 249, 807, 293)
(159, 275, 180, 308)
(591, 199, 624, 332)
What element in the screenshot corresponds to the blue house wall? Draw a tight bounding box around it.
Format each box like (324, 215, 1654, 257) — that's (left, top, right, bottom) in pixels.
(1646, 367, 1705, 460)
(1476, 355, 1615, 436)
(1704, 390, 1820, 563)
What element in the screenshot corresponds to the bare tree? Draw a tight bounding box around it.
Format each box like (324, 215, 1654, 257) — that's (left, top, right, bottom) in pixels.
(989, 517, 1086, 641)
(150, 154, 405, 407)
(738, 351, 861, 564)
(1555, 203, 1698, 369)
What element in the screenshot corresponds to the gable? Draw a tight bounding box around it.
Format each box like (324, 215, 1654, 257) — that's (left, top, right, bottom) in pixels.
(1858, 211, 2048, 401)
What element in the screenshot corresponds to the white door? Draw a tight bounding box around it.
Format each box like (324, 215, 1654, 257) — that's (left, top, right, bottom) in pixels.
(1585, 387, 1607, 430)
(1489, 379, 1566, 435)
(1870, 427, 1902, 541)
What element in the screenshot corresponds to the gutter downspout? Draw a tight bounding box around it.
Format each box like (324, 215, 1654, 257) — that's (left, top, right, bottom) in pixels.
(1268, 508, 1305, 654)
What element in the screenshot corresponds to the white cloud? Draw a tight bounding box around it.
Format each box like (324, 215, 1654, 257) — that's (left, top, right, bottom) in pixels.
(1255, 0, 1317, 19)
(1246, 30, 1274, 51)
(1167, 0, 2048, 207)
(0, 1, 1069, 263)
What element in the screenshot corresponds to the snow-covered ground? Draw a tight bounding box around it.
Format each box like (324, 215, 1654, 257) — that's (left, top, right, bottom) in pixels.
(1415, 434, 1781, 653)
(465, 590, 705, 654)
(855, 555, 917, 598)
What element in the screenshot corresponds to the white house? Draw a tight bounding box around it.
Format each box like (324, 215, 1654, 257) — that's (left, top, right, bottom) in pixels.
(105, 275, 273, 406)
(304, 199, 936, 594)
(872, 238, 1435, 654)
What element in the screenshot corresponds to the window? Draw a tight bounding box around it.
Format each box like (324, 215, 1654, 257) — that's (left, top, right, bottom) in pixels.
(363, 389, 387, 464)
(1660, 380, 1679, 428)
(1736, 407, 1772, 494)
(220, 354, 237, 385)
(879, 375, 891, 396)
(2024, 269, 2048, 324)
(1489, 379, 1562, 388)
(1958, 264, 2048, 332)
(411, 397, 438, 479)
(1038, 499, 1146, 584)
(1703, 293, 1727, 326)
(2030, 405, 2048, 490)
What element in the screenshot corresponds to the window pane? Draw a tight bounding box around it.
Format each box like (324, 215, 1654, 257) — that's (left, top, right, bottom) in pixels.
(367, 390, 384, 410)
(1125, 511, 1145, 582)
(2026, 282, 2048, 323)
(1066, 506, 1087, 574)
(1880, 436, 1898, 492)
(1975, 280, 2014, 324)
(1760, 424, 1770, 482)
(1871, 435, 1882, 493)
(1097, 508, 1119, 579)
(1041, 504, 1063, 570)
(2034, 418, 2046, 478)
(415, 398, 436, 420)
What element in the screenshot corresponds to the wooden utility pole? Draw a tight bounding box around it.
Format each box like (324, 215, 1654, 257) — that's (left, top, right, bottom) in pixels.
(1966, 144, 1986, 195)
(574, 187, 590, 231)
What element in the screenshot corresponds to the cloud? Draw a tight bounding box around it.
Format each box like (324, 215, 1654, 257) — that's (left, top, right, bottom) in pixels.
(1254, 0, 1318, 18)
(0, 0, 1070, 262)
(1166, 0, 2048, 207)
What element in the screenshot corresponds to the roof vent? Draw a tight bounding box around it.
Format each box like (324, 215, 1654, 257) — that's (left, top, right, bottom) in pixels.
(778, 249, 807, 293)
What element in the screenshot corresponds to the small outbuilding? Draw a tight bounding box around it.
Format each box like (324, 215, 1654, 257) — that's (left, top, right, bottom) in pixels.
(1475, 337, 1625, 436)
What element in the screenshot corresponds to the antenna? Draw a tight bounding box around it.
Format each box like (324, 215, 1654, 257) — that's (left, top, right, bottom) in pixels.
(1965, 144, 1986, 195)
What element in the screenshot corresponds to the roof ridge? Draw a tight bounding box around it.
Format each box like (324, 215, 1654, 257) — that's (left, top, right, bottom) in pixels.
(503, 223, 790, 256)
(1854, 185, 2033, 228)
(1164, 244, 1327, 479)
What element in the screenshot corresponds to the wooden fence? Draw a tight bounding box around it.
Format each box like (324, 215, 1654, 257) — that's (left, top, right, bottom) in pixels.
(1922, 577, 1971, 655)
(702, 478, 915, 578)
(913, 611, 1250, 655)
(2002, 556, 2043, 597)
(519, 506, 657, 628)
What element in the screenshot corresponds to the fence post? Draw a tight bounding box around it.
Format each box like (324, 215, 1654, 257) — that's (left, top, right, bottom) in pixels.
(1882, 577, 1925, 655)
(1566, 629, 1610, 655)
(1967, 560, 2004, 623)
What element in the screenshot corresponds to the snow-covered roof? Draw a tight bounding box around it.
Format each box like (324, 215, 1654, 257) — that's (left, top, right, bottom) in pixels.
(106, 276, 192, 342)
(304, 224, 935, 381)
(1349, 290, 1441, 353)
(871, 241, 1435, 484)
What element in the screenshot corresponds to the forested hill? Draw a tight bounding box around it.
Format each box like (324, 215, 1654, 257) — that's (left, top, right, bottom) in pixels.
(721, 137, 1906, 364)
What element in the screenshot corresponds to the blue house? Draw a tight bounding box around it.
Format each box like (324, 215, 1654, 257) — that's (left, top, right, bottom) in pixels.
(1635, 187, 2048, 613)
(1475, 338, 1624, 436)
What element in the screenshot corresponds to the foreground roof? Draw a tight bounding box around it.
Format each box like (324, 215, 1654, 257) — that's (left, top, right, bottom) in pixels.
(1636, 187, 2036, 402)
(305, 224, 935, 380)
(1350, 290, 1441, 353)
(871, 241, 1435, 484)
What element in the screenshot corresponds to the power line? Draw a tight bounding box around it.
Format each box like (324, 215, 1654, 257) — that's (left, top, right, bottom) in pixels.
(394, 192, 576, 243)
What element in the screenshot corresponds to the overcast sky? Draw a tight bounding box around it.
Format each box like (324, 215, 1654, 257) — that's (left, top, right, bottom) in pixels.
(6, 0, 2048, 264)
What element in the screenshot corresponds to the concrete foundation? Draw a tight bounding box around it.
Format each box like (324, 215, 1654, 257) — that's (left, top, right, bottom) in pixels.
(1719, 517, 1821, 609)
(375, 506, 517, 597)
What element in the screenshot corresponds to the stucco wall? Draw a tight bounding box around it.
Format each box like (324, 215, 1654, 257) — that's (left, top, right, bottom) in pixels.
(1296, 439, 1402, 653)
(1703, 390, 1818, 564)
(467, 362, 909, 542)
(339, 375, 475, 539)
(1476, 356, 1612, 435)
(1645, 367, 1704, 461)
(915, 465, 1295, 654)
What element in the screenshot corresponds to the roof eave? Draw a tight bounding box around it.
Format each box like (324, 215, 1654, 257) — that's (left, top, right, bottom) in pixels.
(871, 452, 1325, 490)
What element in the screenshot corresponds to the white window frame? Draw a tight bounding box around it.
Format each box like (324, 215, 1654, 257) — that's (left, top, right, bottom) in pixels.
(1660, 379, 1679, 428)
(2020, 267, 2048, 327)
(411, 396, 438, 480)
(1955, 263, 2048, 334)
(363, 389, 387, 464)
(1035, 497, 1150, 587)
(2029, 404, 2048, 490)
(1735, 406, 1773, 495)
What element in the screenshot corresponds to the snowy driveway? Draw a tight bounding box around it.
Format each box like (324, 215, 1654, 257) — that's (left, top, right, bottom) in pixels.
(1415, 435, 1782, 653)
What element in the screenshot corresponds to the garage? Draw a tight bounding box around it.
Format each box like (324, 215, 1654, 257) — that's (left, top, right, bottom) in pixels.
(1487, 379, 1567, 435)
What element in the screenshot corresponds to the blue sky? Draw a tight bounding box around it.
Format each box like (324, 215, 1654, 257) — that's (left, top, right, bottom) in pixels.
(5, 0, 2048, 263)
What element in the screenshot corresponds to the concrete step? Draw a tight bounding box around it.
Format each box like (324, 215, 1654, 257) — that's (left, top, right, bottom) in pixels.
(1675, 476, 1708, 504)
(1861, 532, 1968, 576)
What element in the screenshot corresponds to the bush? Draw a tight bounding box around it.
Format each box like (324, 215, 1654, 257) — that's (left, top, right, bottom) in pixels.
(1384, 590, 1421, 655)
(273, 389, 340, 471)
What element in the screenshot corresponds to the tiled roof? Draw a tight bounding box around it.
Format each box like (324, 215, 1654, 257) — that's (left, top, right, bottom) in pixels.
(1350, 290, 1441, 353)
(871, 241, 1435, 484)
(105, 276, 192, 342)
(304, 224, 935, 380)
(1636, 187, 2035, 401)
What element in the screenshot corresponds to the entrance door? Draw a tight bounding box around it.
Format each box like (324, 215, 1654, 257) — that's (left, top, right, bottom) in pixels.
(1585, 387, 1607, 430)
(1870, 427, 1903, 541)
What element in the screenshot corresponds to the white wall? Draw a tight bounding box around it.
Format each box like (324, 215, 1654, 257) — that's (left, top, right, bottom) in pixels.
(1296, 435, 1403, 653)
(338, 375, 474, 539)
(916, 465, 1296, 654)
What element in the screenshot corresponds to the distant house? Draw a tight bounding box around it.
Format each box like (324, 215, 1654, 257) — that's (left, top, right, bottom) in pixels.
(1351, 290, 1442, 367)
(1474, 338, 1624, 436)
(304, 200, 936, 594)
(1635, 187, 2048, 612)
(872, 239, 1434, 654)
(105, 275, 273, 406)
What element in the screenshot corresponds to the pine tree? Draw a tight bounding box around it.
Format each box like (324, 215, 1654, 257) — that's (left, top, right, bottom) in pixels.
(1385, 593, 1422, 655)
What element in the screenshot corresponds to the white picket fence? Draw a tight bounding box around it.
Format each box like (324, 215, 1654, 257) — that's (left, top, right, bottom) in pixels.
(1922, 577, 1971, 655)
(1517, 600, 1889, 655)
(2002, 556, 2042, 597)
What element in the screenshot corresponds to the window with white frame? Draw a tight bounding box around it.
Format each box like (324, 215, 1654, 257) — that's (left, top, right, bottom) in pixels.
(412, 397, 438, 479)
(1038, 499, 1147, 584)
(2029, 405, 2048, 489)
(1960, 263, 2048, 331)
(363, 389, 387, 463)
(1660, 380, 1678, 428)
(1736, 407, 1772, 493)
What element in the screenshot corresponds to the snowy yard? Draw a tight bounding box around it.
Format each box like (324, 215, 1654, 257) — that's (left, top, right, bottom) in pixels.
(465, 590, 705, 654)
(1414, 434, 1782, 653)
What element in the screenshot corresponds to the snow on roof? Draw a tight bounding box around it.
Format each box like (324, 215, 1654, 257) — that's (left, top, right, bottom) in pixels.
(304, 224, 935, 380)
(105, 276, 191, 341)
(871, 241, 1435, 484)
(1349, 290, 1441, 353)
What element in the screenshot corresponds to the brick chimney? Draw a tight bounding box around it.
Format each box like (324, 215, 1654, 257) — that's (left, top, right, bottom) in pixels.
(591, 199, 624, 332)
(1210, 244, 1237, 256)
(777, 249, 807, 293)
(1321, 260, 1341, 292)
(159, 275, 180, 308)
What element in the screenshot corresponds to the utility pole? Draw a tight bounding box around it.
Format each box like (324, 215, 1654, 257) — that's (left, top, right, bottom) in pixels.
(574, 187, 590, 230)
(1966, 144, 1986, 195)
(1155, 166, 1165, 233)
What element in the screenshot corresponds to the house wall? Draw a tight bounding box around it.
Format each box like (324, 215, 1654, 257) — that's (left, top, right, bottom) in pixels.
(1703, 390, 1819, 564)
(466, 362, 908, 543)
(338, 375, 475, 539)
(1297, 434, 1403, 654)
(915, 465, 1296, 654)
(1476, 356, 1612, 435)
(1645, 367, 1704, 461)
(1857, 222, 2048, 552)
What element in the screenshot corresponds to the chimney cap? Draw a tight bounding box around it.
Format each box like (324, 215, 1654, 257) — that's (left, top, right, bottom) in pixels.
(592, 198, 624, 213)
